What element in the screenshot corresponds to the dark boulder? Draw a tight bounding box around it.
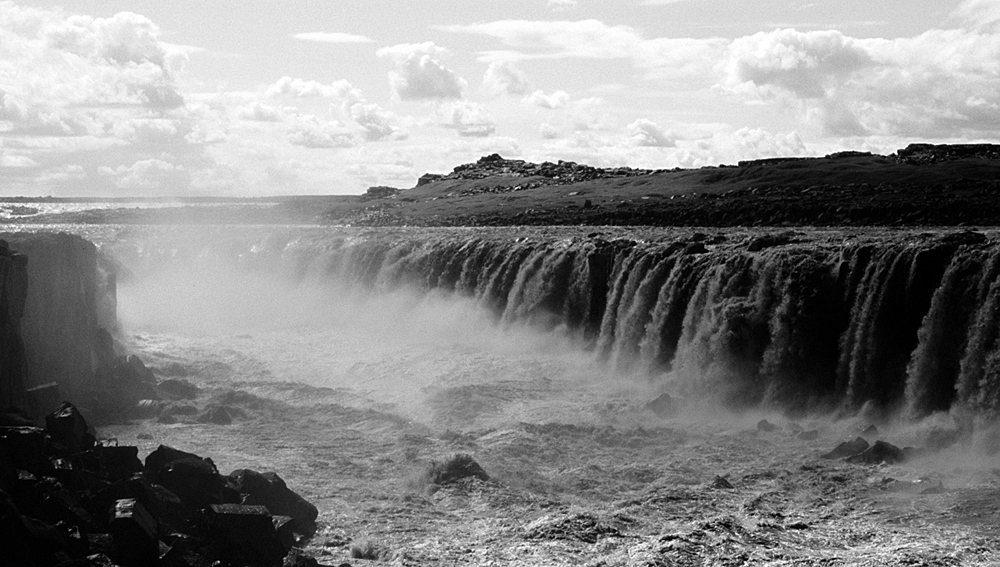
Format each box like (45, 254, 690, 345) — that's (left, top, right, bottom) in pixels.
(645, 393, 677, 417)
(756, 419, 778, 432)
(158, 379, 200, 400)
(0, 426, 47, 472)
(46, 402, 96, 455)
(821, 437, 870, 459)
(229, 469, 318, 537)
(109, 498, 159, 567)
(146, 445, 239, 512)
(198, 405, 234, 425)
(846, 440, 907, 465)
(203, 503, 286, 567)
(145, 445, 211, 474)
(797, 430, 820, 441)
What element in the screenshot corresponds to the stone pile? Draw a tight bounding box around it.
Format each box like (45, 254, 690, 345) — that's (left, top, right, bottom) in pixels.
(895, 143, 1000, 164)
(432, 154, 662, 187)
(0, 402, 321, 567)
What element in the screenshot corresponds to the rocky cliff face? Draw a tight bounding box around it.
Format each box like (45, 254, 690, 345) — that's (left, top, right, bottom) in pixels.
(0, 241, 28, 411)
(0, 232, 117, 409)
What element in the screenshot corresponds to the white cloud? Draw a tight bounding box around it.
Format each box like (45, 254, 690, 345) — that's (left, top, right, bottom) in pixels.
(350, 102, 407, 141)
(286, 117, 356, 148)
(441, 101, 496, 137)
(539, 123, 560, 139)
(293, 32, 374, 43)
(627, 118, 677, 147)
(952, 0, 1000, 32)
(442, 20, 642, 60)
(100, 158, 190, 191)
(482, 61, 530, 96)
(1, 154, 38, 168)
(719, 27, 1000, 138)
(548, 0, 578, 11)
(723, 29, 872, 99)
(377, 42, 467, 100)
(265, 76, 363, 101)
(235, 102, 286, 122)
(526, 90, 570, 109)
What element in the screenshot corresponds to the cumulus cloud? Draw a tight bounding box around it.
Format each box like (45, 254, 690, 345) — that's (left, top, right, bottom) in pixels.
(526, 90, 570, 109)
(719, 27, 1000, 137)
(441, 101, 496, 137)
(952, 0, 1000, 32)
(1, 154, 38, 168)
(628, 118, 677, 147)
(443, 20, 642, 60)
(548, 0, 578, 12)
(99, 158, 190, 191)
(286, 117, 356, 148)
(723, 29, 872, 99)
(235, 102, 286, 122)
(483, 61, 530, 96)
(350, 102, 407, 141)
(377, 42, 467, 100)
(266, 76, 362, 101)
(293, 32, 373, 43)
(1, 6, 185, 110)
(539, 123, 561, 139)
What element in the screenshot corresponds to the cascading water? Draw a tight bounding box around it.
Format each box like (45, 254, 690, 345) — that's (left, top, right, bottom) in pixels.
(89, 225, 1000, 420)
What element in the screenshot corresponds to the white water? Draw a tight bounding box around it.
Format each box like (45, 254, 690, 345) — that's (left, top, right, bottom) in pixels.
(114, 238, 645, 426)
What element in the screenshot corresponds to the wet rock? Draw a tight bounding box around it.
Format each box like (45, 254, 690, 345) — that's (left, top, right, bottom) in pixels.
(645, 393, 677, 417)
(425, 454, 490, 485)
(847, 440, 906, 465)
(90, 476, 188, 534)
(198, 405, 234, 425)
(88, 445, 144, 482)
(860, 424, 879, 439)
(0, 426, 47, 472)
(46, 402, 96, 455)
(283, 547, 320, 567)
(684, 242, 708, 255)
(203, 503, 286, 567)
(821, 437, 870, 459)
(109, 498, 159, 567)
(746, 232, 798, 252)
(229, 469, 319, 537)
(756, 419, 778, 432)
(524, 512, 622, 543)
(145, 445, 211, 474)
(158, 379, 200, 400)
(710, 475, 734, 489)
(146, 445, 239, 511)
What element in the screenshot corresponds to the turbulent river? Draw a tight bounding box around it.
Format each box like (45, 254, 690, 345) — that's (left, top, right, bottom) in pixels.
(14, 223, 1000, 565)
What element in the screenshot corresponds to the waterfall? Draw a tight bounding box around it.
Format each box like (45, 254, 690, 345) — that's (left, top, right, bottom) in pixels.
(101, 226, 1000, 417)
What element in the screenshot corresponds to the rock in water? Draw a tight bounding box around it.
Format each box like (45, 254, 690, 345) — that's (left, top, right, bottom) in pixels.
(846, 440, 906, 465)
(757, 419, 778, 432)
(821, 437, 869, 460)
(645, 393, 677, 417)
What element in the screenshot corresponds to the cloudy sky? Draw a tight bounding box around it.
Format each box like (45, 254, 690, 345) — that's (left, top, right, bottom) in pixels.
(1, 0, 998, 196)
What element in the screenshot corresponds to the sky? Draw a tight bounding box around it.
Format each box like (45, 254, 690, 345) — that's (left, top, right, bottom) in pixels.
(1, 0, 998, 196)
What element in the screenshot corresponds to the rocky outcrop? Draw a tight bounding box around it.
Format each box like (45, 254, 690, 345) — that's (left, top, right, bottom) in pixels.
(0, 403, 320, 566)
(895, 143, 1000, 164)
(422, 153, 664, 188)
(0, 240, 28, 412)
(0, 232, 117, 415)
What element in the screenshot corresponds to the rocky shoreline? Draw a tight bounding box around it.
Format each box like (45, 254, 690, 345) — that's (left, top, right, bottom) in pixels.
(0, 237, 329, 567)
